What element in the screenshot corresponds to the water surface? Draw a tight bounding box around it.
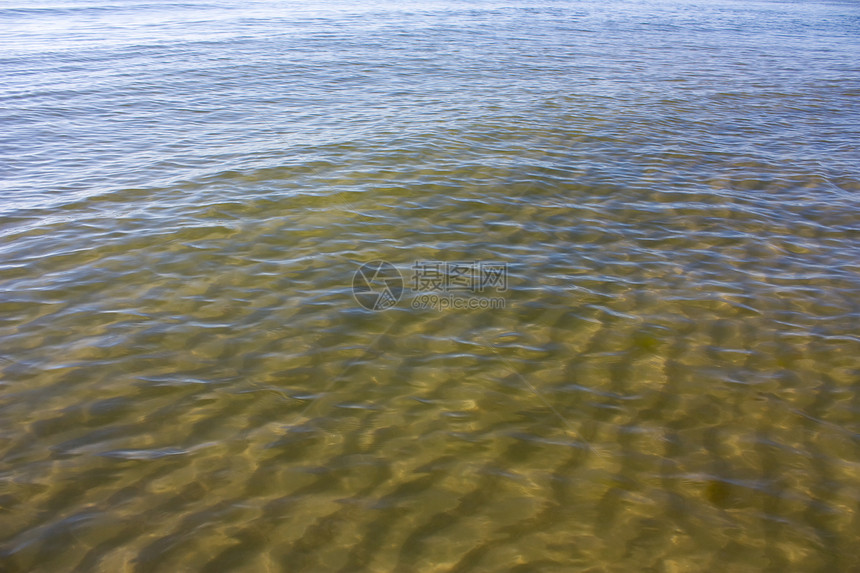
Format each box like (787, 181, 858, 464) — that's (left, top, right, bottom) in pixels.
(1, 0, 860, 571)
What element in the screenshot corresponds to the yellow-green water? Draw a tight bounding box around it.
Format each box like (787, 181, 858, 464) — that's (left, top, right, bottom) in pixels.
(1, 0, 859, 571)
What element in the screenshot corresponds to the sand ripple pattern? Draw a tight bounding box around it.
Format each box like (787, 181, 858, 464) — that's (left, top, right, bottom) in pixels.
(1, 0, 860, 571)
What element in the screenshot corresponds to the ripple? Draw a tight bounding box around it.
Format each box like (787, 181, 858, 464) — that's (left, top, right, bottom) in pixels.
(2, 0, 860, 571)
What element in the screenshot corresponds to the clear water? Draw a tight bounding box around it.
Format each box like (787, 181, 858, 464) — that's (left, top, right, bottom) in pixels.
(1, 0, 859, 571)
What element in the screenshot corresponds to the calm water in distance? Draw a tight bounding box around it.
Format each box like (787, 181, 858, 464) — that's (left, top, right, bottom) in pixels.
(1, 0, 859, 571)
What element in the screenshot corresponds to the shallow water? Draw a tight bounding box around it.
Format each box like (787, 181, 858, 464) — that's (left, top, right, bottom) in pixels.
(1, 0, 860, 571)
